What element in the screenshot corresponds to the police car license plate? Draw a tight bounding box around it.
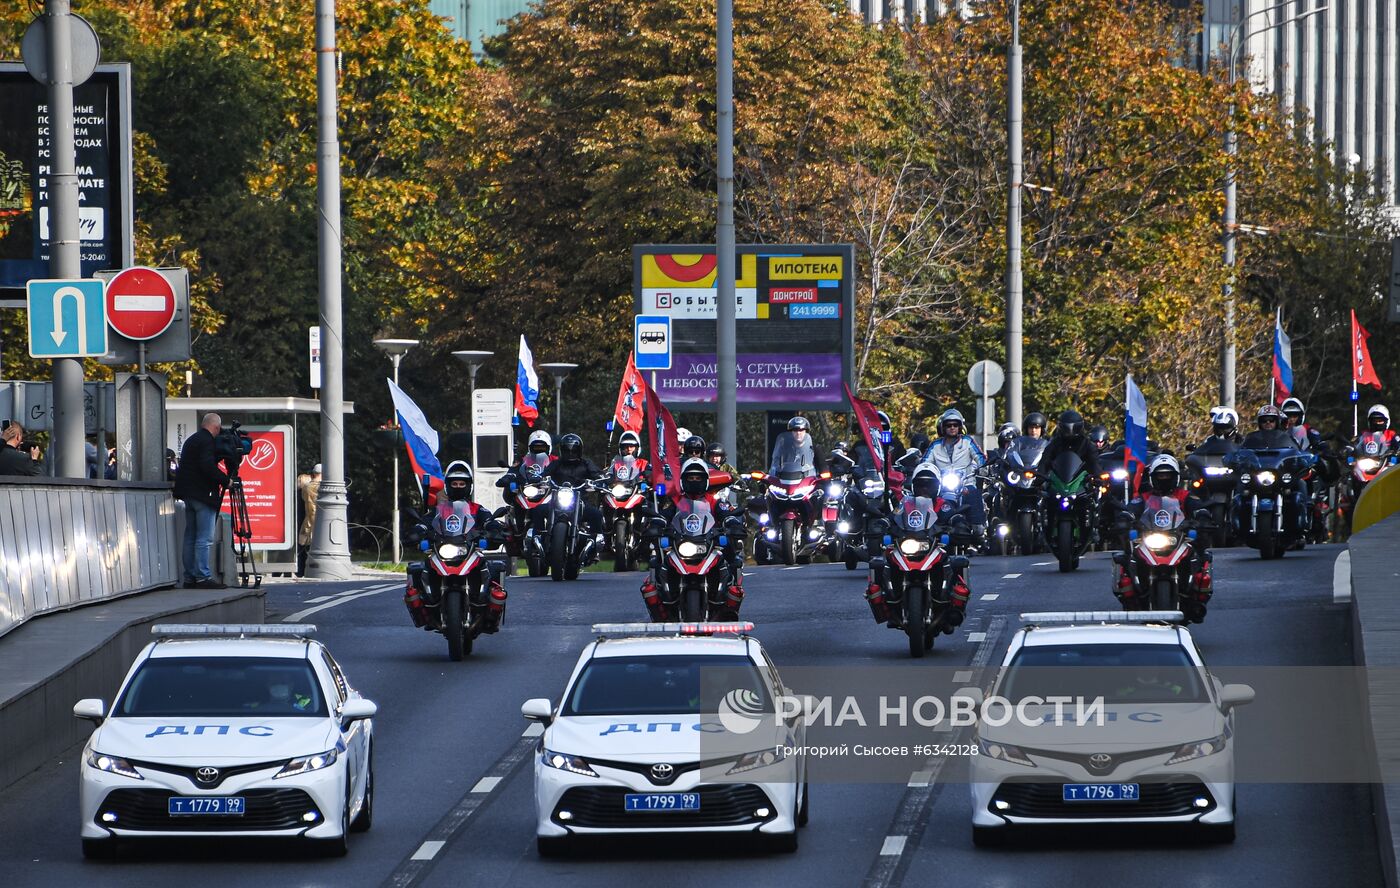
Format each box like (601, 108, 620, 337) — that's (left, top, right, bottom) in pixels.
(1062, 784, 1139, 802)
(624, 793, 700, 812)
(168, 796, 246, 815)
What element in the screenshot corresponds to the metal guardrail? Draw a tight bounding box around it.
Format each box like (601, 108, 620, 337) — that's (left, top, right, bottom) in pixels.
(0, 477, 177, 637)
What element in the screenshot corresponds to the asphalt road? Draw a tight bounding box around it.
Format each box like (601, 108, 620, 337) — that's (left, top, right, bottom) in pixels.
(0, 542, 1381, 887)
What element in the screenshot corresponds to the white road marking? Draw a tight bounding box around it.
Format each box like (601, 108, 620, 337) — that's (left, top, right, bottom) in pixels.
(410, 841, 444, 861)
(965, 632, 987, 643)
(782, 565, 803, 571)
(981, 593, 999, 602)
(1032, 562, 1055, 566)
(908, 771, 933, 787)
(471, 776, 502, 793)
(1001, 573, 1021, 579)
(304, 595, 334, 604)
(880, 835, 907, 856)
(1334, 550, 1352, 603)
(522, 722, 545, 737)
(952, 670, 973, 683)
(283, 584, 397, 622)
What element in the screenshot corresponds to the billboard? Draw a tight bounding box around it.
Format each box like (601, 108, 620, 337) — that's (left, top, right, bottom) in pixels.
(220, 425, 294, 550)
(632, 244, 855, 411)
(0, 63, 134, 294)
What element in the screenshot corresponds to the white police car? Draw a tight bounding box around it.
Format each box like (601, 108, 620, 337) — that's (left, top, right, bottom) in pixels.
(522, 622, 807, 856)
(967, 612, 1253, 845)
(75, 624, 376, 858)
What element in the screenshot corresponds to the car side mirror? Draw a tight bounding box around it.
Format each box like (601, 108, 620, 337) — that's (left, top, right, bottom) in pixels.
(1218, 684, 1254, 711)
(340, 699, 377, 727)
(521, 697, 554, 724)
(74, 698, 106, 723)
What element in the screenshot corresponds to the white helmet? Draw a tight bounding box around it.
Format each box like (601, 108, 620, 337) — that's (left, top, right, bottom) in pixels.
(676, 427, 691, 444)
(1209, 405, 1238, 432)
(443, 459, 474, 501)
(527, 430, 552, 454)
(1147, 453, 1181, 494)
(1367, 404, 1391, 431)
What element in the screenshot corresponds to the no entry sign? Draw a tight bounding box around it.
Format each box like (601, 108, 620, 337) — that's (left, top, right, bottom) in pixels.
(105, 266, 176, 341)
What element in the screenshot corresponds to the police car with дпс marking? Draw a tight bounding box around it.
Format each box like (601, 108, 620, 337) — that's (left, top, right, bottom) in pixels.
(75, 624, 375, 858)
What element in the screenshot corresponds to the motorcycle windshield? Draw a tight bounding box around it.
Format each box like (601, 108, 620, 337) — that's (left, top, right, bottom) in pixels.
(1192, 437, 1238, 456)
(1276, 451, 1318, 474)
(1356, 433, 1387, 456)
(521, 454, 550, 479)
(433, 502, 478, 540)
(899, 497, 938, 534)
(611, 456, 640, 482)
(1048, 450, 1086, 492)
(771, 433, 816, 476)
(776, 470, 809, 485)
(672, 498, 716, 538)
(1007, 437, 1047, 472)
(1138, 495, 1186, 531)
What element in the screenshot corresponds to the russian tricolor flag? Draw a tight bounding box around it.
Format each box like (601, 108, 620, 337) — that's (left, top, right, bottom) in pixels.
(515, 335, 540, 427)
(387, 378, 443, 494)
(1124, 374, 1148, 495)
(1272, 308, 1293, 403)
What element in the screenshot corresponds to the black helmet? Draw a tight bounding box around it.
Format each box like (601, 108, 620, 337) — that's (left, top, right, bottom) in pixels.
(1023, 412, 1047, 436)
(618, 430, 640, 456)
(910, 461, 938, 500)
(1088, 424, 1110, 450)
(444, 460, 474, 502)
(1147, 454, 1181, 495)
(876, 410, 891, 432)
(910, 432, 930, 453)
(1055, 409, 1085, 443)
(683, 434, 706, 457)
(559, 433, 583, 461)
(787, 416, 810, 432)
(831, 440, 850, 457)
(706, 442, 727, 465)
(997, 422, 1019, 447)
(680, 457, 711, 498)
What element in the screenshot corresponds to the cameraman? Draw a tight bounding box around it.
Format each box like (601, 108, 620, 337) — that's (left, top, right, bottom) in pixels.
(173, 413, 229, 589)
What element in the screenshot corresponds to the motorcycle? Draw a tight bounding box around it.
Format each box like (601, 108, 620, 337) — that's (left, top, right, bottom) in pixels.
(1225, 447, 1318, 559)
(934, 467, 987, 556)
(749, 469, 826, 566)
(543, 479, 602, 581)
(833, 460, 892, 570)
(992, 436, 1047, 555)
(603, 455, 649, 572)
(1112, 498, 1212, 618)
(1338, 432, 1399, 536)
(1042, 450, 1095, 572)
(404, 504, 510, 662)
(649, 500, 745, 621)
(865, 496, 971, 658)
(509, 462, 555, 577)
(1184, 439, 1239, 548)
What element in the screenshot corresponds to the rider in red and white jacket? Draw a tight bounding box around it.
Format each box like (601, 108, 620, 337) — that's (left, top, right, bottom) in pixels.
(1110, 454, 1215, 622)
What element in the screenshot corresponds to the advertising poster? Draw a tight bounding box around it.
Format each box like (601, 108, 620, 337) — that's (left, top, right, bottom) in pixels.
(221, 425, 293, 550)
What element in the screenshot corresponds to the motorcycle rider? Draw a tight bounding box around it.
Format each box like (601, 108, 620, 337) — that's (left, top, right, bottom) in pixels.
(496, 429, 557, 545)
(1280, 397, 1325, 452)
(1204, 406, 1242, 446)
(1110, 454, 1214, 622)
(1021, 412, 1047, 440)
(1088, 424, 1111, 455)
(542, 433, 606, 542)
(683, 434, 708, 462)
(1038, 410, 1103, 479)
(606, 430, 649, 477)
(1362, 404, 1398, 448)
(1240, 404, 1297, 450)
(706, 441, 738, 476)
(639, 457, 746, 621)
(412, 460, 507, 631)
(988, 422, 1020, 466)
(770, 416, 827, 476)
(922, 408, 987, 537)
(885, 461, 972, 621)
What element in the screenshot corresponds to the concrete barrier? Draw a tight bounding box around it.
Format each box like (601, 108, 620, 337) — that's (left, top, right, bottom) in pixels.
(1349, 510, 1400, 888)
(0, 477, 178, 637)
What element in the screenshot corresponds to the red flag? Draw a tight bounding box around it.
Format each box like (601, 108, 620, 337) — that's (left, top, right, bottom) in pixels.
(843, 383, 885, 475)
(644, 386, 682, 494)
(1353, 309, 1383, 389)
(612, 352, 648, 434)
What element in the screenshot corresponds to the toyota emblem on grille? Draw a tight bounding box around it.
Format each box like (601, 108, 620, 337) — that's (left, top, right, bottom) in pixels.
(195, 766, 220, 784)
(1088, 753, 1113, 771)
(650, 763, 674, 781)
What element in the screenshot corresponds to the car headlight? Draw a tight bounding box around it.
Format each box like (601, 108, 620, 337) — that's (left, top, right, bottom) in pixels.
(941, 471, 962, 490)
(978, 738, 1036, 767)
(1110, 468, 1129, 481)
(1005, 471, 1022, 484)
(898, 538, 930, 556)
(86, 751, 143, 780)
(522, 484, 541, 498)
(1142, 532, 1177, 551)
(1255, 470, 1276, 487)
(436, 543, 463, 560)
(1165, 731, 1230, 765)
(612, 484, 630, 498)
(274, 742, 343, 779)
(543, 749, 598, 778)
(727, 747, 787, 775)
(677, 540, 704, 558)
(556, 488, 576, 507)
(827, 482, 844, 497)
(1357, 458, 1381, 473)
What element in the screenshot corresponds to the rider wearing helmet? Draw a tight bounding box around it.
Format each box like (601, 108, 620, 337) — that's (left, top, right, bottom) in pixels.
(1280, 397, 1324, 453)
(543, 433, 606, 539)
(1038, 409, 1103, 480)
(1241, 404, 1295, 449)
(706, 441, 738, 476)
(419, 459, 508, 632)
(606, 430, 649, 479)
(1111, 453, 1215, 622)
(1207, 406, 1241, 444)
(683, 434, 707, 461)
(888, 461, 973, 625)
(851, 409, 906, 474)
(1021, 412, 1047, 439)
(1088, 424, 1111, 453)
(770, 416, 827, 477)
(1365, 404, 1398, 444)
(921, 408, 987, 534)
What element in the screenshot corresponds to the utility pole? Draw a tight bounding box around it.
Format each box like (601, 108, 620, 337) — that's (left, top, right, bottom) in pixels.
(1005, 0, 1024, 428)
(306, 0, 353, 579)
(716, 0, 737, 463)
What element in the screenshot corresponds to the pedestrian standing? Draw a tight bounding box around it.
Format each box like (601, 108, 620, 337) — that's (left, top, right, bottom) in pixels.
(297, 464, 321, 576)
(173, 413, 229, 589)
(0, 422, 41, 477)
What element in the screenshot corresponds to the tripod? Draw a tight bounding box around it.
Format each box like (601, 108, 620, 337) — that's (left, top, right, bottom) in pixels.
(226, 476, 262, 588)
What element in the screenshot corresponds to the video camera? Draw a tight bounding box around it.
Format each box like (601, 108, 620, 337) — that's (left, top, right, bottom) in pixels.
(214, 420, 253, 479)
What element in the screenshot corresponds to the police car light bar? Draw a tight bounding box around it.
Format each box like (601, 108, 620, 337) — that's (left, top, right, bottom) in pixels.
(1019, 611, 1185, 626)
(591, 622, 755, 638)
(151, 624, 318, 638)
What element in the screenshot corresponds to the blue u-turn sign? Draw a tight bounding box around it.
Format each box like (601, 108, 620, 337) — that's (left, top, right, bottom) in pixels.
(26, 279, 108, 358)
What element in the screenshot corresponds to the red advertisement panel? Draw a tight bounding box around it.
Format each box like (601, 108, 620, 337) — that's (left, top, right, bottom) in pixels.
(221, 426, 292, 548)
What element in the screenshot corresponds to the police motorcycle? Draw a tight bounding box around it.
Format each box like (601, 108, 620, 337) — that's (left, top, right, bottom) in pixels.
(1184, 442, 1238, 549)
(640, 460, 747, 622)
(1113, 498, 1214, 618)
(403, 463, 510, 662)
(603, 451, 650, 572)
(507, 456, 556, 578)
(992, 435, 1048, 555)
(542, 477, 604, 581)
(1224, 446, 1317, 559)
(864, 463, 973, 659)
(1042, 449, 1096, 572)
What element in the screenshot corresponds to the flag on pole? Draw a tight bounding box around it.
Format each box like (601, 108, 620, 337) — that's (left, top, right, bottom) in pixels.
(387, 378, 444, 499)
(843, 382, 885, 475)
(1353, 309, 1383, 389)
(515, 335, 540, 426)
(1124, 374, 1148, 495)
(1272, 309, 1294, 403)
(644, 385, 682, 494)
(612, 352, 648, 435)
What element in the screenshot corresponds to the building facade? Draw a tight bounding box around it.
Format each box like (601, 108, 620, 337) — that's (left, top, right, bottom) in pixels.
(427, 0, 531, 52)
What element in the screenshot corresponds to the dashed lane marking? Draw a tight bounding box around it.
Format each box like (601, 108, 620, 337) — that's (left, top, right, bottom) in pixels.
(981, 594, 999, 602)
(409, 841, 444, 861)
(952, 670, 973, 683)
(965, 632, 987, 643)
(1001, 573, 1021, 579)
(1334, 550, 1352, 603)
(471, 776, 502, 794)
(908, 772, 932, 787)
(880, 836, 907, 856)
(522, 722, 545, 738)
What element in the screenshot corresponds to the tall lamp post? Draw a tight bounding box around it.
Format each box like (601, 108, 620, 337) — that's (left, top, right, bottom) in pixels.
(1005, 0, 1024, 428)
(1218, 2, 1328, 407)
(451, 350, 494, 460)
(374, 338, 418, 565)
(539, 363, 578, 440)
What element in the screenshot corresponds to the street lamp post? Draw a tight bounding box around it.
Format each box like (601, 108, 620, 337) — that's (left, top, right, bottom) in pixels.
(1005, 0, 1024, 428)
(451, 350, 494, 460)
(374, 338, 419, 566)
(539, 363, 579, 440)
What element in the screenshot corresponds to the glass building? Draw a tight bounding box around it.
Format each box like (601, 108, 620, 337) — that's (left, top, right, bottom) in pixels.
(427, 0, 532, 53)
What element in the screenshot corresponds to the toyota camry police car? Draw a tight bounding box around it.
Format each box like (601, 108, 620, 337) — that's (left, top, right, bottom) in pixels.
(967, 612, 1253, 845)
(522, 622, 807, 856)
(75, 624, 376, 858)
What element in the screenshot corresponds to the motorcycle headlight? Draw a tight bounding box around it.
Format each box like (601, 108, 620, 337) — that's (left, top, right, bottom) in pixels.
(522, 484, 541, 498)
(1110, 468, 1129, 481)
(86, 751, 143, 780)
(837, 520, 851, 533)
(726, 746, 786, 775)
(1255, 470, 1276, 487)
(274, 742, 343, 779)
(978, 738, 1035, 767)
(827, 482, 844, 497)
(677, 540, 704, 558)
(768, 484, 785, 496)
(612, 484, 630, 498)
(556, 488, 576, 507)
(861, 478, 885, 495)
(899, 537, 930, 556)
(435, 543, 463, 560)
(758, 513, 770, 525)
(941, 471, 962, 490)
(543, 749, 598, 778)
(1142, 532, 1176, 551)
(1005, 471, 1022, 484)
(1357, 458, 1380, 473)
(1165, 731, 1230, 765)
(1202, 466, 1231, 476)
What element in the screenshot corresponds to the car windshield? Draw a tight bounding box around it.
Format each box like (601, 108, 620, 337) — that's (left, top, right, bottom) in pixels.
(563, 654, 770, 717)
(116, 656, 328, 717)
(997, 643, 1208, 705)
